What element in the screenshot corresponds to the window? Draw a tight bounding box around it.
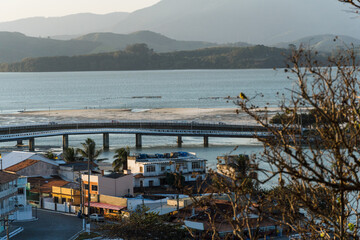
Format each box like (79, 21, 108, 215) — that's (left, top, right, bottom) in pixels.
(146, 165, 155, 172)
(192, 162, 201, 169)
(139, 166, 143, 173)
(91, 185, 98, 191)
(61, 198, 66, 203)
(54, 197, 59, 203)
(84, 184, 89, 190)
(17, 188, 24, 195)
(161, 166, 165, 171)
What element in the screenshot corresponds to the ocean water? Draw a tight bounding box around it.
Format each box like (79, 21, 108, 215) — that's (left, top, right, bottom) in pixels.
(0, 69, 294, 169)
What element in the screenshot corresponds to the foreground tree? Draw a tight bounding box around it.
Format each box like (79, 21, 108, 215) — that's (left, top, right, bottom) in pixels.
(236, 44, 360, 239)
(112, 147, 130, 172)
(99, 205, 188, 240)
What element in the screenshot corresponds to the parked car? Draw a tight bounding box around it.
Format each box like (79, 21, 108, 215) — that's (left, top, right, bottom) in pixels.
(89, 213, 105, 222)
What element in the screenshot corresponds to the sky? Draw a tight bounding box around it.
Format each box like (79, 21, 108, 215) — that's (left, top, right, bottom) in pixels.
(0, 0, 162, 22)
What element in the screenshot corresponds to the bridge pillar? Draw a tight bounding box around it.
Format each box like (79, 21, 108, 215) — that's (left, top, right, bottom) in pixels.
(103, 133, 110, 150)
(62, 135, 69, 150)
(204, 136, 209, 148)
(29, 138, 35, 152)
(136, 134, 142, 148)
(177, 136, 182, 148)
(16, 140, 23, 147)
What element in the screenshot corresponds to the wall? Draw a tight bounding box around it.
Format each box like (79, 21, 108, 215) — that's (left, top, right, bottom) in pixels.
(17, 161, 58, 177)
(99, 174, 134, 197)
(99, 195, 127, 206)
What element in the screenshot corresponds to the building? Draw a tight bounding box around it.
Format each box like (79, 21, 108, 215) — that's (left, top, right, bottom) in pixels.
(52, 182, 81, 205)
(0, 171, 19, 233)
(3, 151, 59, 177)
(81, 171, 133, 199)
(127, 152, 207, 188)
(81, 172, 132, 217)
(217, 155, 257, 180)
(9, 176, 33, 221)
(58, 161, 98, 182)
(1, 151, 59, 172)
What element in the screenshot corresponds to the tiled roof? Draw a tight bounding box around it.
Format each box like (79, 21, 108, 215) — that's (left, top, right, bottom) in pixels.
(5, 159, 39, 172)
(28, 176, 69, 193)
(0, 171, 19, 184)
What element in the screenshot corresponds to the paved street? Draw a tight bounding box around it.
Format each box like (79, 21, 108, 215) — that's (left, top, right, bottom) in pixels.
(11, 209, 83, 240)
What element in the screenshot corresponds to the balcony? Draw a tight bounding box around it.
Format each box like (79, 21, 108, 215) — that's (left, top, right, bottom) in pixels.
(0, 188, 17, 199)
(0, 205, 16, 217)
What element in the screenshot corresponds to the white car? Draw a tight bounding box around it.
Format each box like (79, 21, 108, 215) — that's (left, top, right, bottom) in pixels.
(89, 213, 105, 222)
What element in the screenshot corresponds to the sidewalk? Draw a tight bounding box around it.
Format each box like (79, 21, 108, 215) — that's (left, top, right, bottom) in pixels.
(0, 226, 24, 239)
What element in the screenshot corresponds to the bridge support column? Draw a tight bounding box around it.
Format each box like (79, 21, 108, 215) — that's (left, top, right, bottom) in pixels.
(103, 133, 109, 150)
(177, 136, 182, 148)
(136, 134, 142, 148)
(204, 136, 209, 148)
(16, 140, 23, 147)
(62, 135, 69, 150)
(29, 138, 35, 152)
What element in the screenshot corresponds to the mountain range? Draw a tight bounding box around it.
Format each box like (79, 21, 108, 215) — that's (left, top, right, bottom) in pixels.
(0, 30, 358, 64)
(0, 0, 357, 44)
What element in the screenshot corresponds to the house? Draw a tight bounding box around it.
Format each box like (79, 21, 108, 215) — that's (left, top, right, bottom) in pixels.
(58, 161, 98, 182)
(81, 171, 133, 198)
(176, 200, 283, 238)
(52, 182, 81, 205)
(127, 152, 207, 188)
(84, 194, 127, 218)
(217, 155, 258, 180)
(0, 171, 19, 233)
(3, 151, 59, 177)
(9, 176, 33, 221)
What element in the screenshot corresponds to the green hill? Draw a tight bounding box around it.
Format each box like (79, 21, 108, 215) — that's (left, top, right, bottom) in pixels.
(0, 32, 99, 63)
(75, 31, 219, 53)
(0, 44, 291, 72)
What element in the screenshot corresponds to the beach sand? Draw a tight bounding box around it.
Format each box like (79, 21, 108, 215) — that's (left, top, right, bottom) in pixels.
(0, 108, 280, 125)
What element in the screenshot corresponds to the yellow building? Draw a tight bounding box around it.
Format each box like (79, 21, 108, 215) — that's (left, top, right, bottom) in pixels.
(52, 183, 81, 205)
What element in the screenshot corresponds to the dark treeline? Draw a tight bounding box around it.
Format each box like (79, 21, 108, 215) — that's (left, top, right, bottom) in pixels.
(0, 44, 294, 72)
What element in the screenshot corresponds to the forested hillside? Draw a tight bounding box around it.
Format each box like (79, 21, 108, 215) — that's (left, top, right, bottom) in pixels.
(0, 44, 291, 72)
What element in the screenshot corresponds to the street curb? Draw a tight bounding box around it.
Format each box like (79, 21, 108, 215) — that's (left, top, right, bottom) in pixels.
(0, 227, 24, 240)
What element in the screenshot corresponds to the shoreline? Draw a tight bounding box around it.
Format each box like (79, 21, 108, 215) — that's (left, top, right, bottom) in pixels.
(0, 108, 281, 125)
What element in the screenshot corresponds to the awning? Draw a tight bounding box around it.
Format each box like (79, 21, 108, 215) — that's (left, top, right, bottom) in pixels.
(85, 202, 126, 211)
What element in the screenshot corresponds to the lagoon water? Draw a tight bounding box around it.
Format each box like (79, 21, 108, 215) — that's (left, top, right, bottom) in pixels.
(0, 69, 294, 168)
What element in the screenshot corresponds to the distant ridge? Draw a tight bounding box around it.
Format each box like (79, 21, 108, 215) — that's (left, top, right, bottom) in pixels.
(0, 12, 129, 38)
(0, 32, 99, 63)
(76, 31, 221, 53)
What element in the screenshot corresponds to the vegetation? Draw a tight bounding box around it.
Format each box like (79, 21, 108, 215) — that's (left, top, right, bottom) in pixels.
(0, 44, 293, 72)
(44, 151, 57, 160)
(99, 205, 188, 240)
(237, 42, 360, 238)
(76, 138, 102, 163)
(62, 147, 81, 163)
(112, 147, 130, 172)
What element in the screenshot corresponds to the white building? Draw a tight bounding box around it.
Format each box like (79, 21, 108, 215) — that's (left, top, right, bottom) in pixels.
(0, 171, 19, 233)
(9, 176, 33, 221)
(127, 152, 207, 188)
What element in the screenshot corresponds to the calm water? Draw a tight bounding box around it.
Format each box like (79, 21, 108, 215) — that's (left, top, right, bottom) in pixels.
(0, 69, 293, 168)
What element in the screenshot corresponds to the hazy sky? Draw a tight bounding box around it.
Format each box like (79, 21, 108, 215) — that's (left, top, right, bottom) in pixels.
(0, 0, 161, 22)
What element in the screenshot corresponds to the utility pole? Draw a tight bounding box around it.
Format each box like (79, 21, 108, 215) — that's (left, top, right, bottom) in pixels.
(87, 152, 91, 220)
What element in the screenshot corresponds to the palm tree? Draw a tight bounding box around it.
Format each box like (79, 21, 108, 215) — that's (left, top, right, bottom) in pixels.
(76, 138, 102, 163)
(44, 151, 56, 160)
(112, 147, 130, 172)
(62, 147, 79, 163)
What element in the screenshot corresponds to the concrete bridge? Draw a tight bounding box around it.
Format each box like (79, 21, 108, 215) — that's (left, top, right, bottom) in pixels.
(0, 120, 273, 151)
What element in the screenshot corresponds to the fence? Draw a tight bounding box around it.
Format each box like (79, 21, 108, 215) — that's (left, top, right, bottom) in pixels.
(42, 198, 77, 214)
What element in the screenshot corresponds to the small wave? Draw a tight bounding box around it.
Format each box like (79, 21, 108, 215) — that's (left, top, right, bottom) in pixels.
(131, 109, 151, 113)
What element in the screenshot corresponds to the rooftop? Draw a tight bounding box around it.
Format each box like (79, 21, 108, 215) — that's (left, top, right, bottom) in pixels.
(130, 152, 206, 163)
(5, 159, 39, 172)
(0, 171, 19, 184)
